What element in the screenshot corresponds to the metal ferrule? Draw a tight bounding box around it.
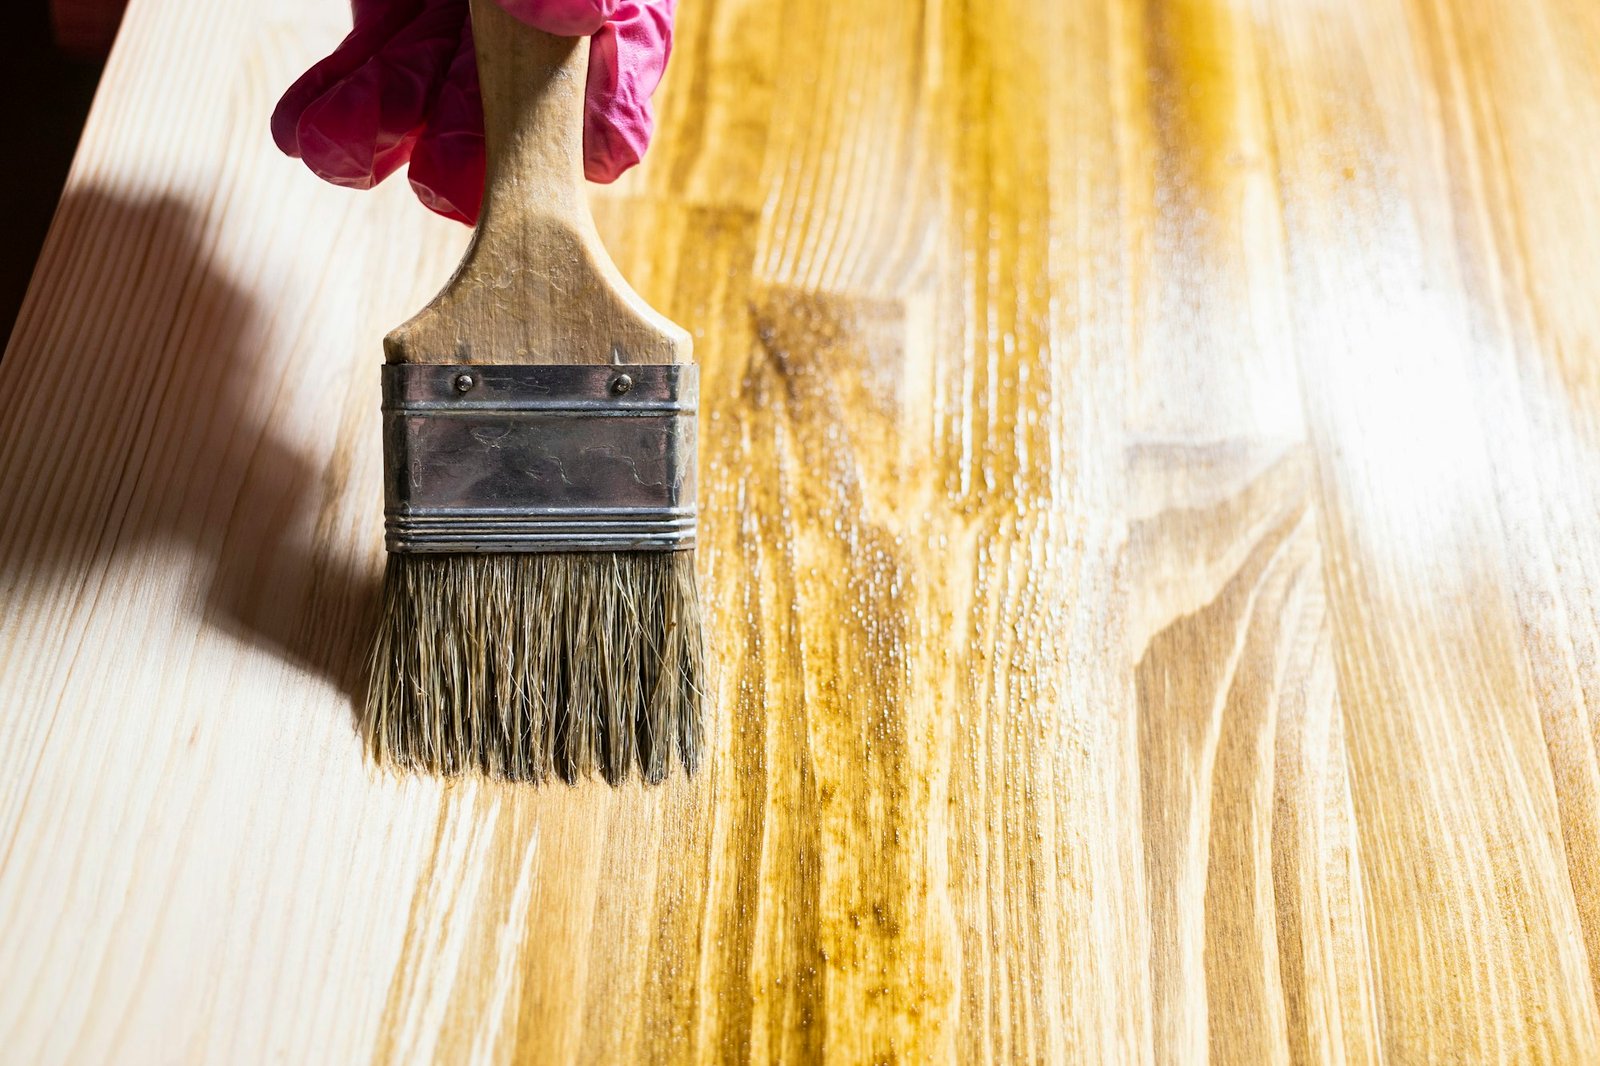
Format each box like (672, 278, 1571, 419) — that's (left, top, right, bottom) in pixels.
(382, 363, 697, 553)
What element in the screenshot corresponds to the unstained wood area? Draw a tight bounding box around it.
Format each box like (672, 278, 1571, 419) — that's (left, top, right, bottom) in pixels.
(3, 0, 1600, 1061)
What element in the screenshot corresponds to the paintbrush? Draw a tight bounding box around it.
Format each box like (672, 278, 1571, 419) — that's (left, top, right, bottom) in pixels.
(365, 0, 703, 784)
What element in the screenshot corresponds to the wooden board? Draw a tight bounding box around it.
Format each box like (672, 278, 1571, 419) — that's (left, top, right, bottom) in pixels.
(3, 0, 1600, 1061)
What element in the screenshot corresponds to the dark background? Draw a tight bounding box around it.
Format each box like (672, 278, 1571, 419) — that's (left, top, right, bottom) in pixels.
(1, 2, 115, 344)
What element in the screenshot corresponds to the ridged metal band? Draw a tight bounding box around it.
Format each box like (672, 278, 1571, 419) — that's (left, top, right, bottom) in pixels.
(382, 363, 697, 553)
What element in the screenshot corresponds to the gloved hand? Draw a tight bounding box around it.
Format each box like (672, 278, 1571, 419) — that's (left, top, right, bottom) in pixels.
(271, 0, 675, 224)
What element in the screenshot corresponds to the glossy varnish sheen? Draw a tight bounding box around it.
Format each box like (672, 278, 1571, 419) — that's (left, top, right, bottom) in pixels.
(2, 0, 1599, 1061)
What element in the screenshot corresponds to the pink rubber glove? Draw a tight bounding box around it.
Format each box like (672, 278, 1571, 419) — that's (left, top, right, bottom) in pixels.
(271, 0, 675, 224)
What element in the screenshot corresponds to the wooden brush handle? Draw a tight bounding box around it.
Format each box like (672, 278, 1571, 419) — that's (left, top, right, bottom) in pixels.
(385, 0, 690, 366)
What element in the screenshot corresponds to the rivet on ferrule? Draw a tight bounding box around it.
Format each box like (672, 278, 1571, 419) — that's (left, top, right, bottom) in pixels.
(381, 363, 698, 553)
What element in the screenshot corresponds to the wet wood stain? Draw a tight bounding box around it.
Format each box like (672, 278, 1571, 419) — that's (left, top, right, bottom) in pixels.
(372, 0, 1600, 1060)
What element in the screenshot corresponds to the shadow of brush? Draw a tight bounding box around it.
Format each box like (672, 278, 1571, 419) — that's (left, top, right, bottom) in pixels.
(1, 187, 380, 720)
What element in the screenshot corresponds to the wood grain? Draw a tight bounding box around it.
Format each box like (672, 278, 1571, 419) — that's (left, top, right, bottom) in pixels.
(2, 0, 1599, 1061)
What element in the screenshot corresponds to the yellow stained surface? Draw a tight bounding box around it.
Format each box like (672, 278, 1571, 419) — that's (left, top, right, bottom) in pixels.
(2, 0, 1600, 1061)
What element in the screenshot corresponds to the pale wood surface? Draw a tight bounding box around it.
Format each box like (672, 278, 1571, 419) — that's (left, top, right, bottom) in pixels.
(2, 0, 1600, 1062)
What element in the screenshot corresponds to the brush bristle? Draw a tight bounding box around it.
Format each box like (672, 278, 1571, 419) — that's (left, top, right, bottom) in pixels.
(364, 551, 704, 784)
